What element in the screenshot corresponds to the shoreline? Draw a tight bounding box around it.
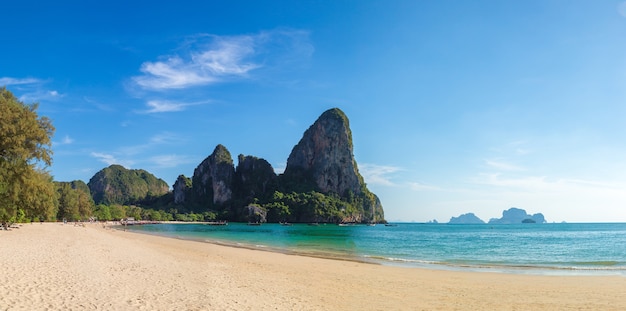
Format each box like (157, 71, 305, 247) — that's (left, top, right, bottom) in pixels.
(2, 222, 626, 310)
(132, 227, 626, 277)
(123, 222, 626, 277)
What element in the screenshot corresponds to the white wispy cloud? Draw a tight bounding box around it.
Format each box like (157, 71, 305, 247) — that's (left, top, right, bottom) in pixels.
(144, 100, 189, 113)
(359, 163, 440, 191)
(134, 56, 218, 89)
(1, 77, 62, 103)
(132, 29, 312, 90)
(149, 154, 195, 168)
(108, 132, 183, 159)
(0, 77, 41, 86)
(133, 36, 258, 90)
(54, 135, 74, 146)
(408, 182, 441, 191)
(474, 173, 547, 190)
(18, 90, 63, 103)
(90, 152, 134, 168)
(149, 132, 179, 144)
(83, 97, 116, 112)
(485, 159, 525, 171)
(90, 132, 183, 170)
(473, 173, 626, 195)
(139, 100, 207, 113)
(193, 35, 259, 75)
(359, 163, 402, 186)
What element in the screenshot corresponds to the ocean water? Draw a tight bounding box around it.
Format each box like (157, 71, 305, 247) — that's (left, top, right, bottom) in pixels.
(126, 222, 626, 275)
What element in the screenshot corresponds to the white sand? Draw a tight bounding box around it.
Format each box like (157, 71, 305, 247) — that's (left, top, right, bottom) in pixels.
(1, 223, 625, 310)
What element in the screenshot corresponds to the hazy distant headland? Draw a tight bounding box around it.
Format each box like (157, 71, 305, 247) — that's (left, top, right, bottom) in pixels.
(448, 208, 546, 224)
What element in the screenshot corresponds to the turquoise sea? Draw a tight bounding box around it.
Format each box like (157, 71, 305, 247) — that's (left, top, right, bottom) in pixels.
(126, 222, 626, 276)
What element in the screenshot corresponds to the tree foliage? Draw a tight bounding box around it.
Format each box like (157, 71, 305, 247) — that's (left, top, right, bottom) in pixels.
(0, 87, 56, 223)
(260, 191, 361, 223)
(87, 164, 169, 205)
(55, 181, 94, 221)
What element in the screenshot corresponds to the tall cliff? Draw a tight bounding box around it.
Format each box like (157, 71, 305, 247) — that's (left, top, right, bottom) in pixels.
(172, 174, 192, 205)
(284, 108, 361, 195)
(282, 108, 384, 223)
(234, 154, 278, 203)
(191, 144, 235, 207)
(87, 164, 169, 205)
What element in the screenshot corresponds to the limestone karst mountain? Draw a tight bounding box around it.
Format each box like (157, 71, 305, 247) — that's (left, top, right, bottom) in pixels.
(281, 108, 384, 223)
(488, 207, 546, 224)
(87, 164, 169, 205)
(85, 108, 385, 223)
(448, 213, 485, 224)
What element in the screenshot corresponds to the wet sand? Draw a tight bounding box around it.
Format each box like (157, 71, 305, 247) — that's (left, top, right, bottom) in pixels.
(1, 222, 625, 310)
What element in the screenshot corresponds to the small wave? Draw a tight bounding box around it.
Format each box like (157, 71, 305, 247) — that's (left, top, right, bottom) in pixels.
(361, 255, 626, 275)
(362, 255, 440, 265)
(570, 261, 621, 267)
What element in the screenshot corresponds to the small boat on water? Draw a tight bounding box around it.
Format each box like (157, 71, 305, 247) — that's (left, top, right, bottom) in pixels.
(205, 221, 228, 226)
(280, 222, 292, 226)
(120, 218, 161, 226)
(247, 222, 262, 226)
(384, 224, 398, 227)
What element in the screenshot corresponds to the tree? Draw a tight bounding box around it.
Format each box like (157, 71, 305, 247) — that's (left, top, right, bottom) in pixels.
(93, 204, 112, 221)
(56, 182, 80, 221)
(55, 181, 93, 221)
(109, 204, 126, 220)
(76, 189, 94, 219)
(0, 87, 56, 223)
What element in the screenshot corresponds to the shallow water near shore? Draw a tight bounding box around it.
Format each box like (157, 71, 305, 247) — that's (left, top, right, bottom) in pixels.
(125, 222, 626, 276)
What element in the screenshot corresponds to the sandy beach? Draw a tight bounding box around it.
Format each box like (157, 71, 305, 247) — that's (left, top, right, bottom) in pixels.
(1, 223, 625, 310)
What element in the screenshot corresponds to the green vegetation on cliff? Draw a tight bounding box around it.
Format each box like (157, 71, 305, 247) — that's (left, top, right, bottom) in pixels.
(88, 165, 169, 205)
(131, 108, 386, 224)
(166, 108, 385, 223)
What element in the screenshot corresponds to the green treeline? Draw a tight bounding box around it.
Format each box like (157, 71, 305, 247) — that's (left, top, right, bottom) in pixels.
(91, 204, 217, 222)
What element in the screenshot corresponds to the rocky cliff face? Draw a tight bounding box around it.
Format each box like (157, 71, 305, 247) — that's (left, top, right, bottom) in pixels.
(283, 108, 384, 222)
(284, 108, 362, 196)
(172, 175, 192, 205)
(87, 164, 169, 205)
(191, 144, 235, 206)
(235, 154, 278, 202)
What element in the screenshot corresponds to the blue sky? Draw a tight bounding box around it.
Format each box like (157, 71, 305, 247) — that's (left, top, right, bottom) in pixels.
(2, 0, 626, 222)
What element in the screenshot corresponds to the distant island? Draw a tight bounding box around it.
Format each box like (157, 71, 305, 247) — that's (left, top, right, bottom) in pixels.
(488, 208, 546, 224)
(448, 208, 547, 224)
(448, 213, 484, 224)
